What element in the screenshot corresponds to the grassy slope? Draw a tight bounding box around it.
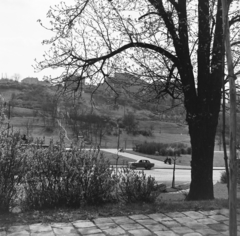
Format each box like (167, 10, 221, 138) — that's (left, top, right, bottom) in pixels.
(102, 132, 190, 149)
(2, 84, 220, 152)
(3, 83, 190, 148)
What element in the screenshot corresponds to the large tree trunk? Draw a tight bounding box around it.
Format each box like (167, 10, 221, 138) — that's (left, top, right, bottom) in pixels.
(183, 0, 223, 201)
(186, 113, 219, 200)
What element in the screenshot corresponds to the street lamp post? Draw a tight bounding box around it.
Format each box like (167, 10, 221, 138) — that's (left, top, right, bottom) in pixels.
(222, 1, 237, 235)
(115, 122, 121, 171)
(7, 102, 11, 135)
(117, 123, 120, 150)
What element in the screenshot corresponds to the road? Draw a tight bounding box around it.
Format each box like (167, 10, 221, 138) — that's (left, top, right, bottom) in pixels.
(102, 149, 224, 186)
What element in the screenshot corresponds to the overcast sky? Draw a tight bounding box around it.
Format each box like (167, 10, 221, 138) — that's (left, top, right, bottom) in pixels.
(0, 0, 64, 80)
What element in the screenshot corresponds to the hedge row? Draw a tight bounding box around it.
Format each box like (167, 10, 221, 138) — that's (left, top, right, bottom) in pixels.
(134, 142, 191, 156)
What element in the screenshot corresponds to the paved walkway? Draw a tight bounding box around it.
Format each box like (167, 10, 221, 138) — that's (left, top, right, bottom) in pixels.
(101, 149, 189, 169)
(101, 149, 225, 170)
(0, 209, 238, 235)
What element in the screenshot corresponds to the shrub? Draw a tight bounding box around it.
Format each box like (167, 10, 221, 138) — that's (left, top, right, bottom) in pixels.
(180, 148, 187, 155)
(171, 142, 186, 150)
(174, 149, 181, 157)
(220, 171, 228, 184)
(0, 132, 27, 212)
(1, 133, 178, 212)
(166, 148, 174, 157)
(159, 148, 167, 156)
(133, 130, 153, 137)
(186, 147, 192, 155)
(22, 143, 117, 210)
(135, 142, 157, 155)
(117, 168, 159, 203)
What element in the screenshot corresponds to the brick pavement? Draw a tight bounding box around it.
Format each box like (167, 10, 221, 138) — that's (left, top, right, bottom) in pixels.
(0, 208, 239, 236)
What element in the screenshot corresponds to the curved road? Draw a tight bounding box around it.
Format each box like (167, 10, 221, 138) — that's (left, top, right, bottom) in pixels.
(102, 149, 224, 186)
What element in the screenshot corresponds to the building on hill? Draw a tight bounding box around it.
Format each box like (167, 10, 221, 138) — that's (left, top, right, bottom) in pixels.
(64, 75, 86, 91)
(21, 77, 52, 87)
(21, 77, 39, 85)
(98, 73, 146, 98)
(39, 80, 51, 87)
(61, 75, 87, 100)
(0, 78, 12, 84)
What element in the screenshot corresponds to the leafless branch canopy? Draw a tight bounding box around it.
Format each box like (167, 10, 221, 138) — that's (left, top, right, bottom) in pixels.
(35, 0, 240, 104)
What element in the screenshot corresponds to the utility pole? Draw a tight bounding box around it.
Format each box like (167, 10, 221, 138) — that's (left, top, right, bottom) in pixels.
(172, 154, 176, 189)
(117, 123, 120, 150)
(7, 102, 11, 135)
(222, 0, 237, 235)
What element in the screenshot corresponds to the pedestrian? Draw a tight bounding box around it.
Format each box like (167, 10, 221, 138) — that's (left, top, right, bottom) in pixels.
(22, 134, 28, 143)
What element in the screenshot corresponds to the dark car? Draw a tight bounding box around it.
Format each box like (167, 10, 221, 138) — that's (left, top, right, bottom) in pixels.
(129, 159, 154, 170)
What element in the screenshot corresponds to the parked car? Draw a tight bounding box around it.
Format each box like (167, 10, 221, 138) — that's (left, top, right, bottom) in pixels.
(129, 159, 154, 170)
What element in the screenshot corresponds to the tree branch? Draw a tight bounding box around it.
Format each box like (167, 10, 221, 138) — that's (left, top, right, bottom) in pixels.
(70, 42, 178, 66)
(231, 40, 240, 47)
(148, 0, 180, 44)
(138, 12, 160, 20)
(167, 0, 180, 12)
(229, 14, 240, 27)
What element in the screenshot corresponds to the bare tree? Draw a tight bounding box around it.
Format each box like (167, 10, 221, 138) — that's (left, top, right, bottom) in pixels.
(122, 112, 138, 134)
(40, 94, 59, 131)
(23, 118, 34, 136)
(36, 0, 240, 200)
(11, 73, 21, 82)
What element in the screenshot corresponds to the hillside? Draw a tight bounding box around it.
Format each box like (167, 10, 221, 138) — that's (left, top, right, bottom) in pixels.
(0, 78, 189, 147)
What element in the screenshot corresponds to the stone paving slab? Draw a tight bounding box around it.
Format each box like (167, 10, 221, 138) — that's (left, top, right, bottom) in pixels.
(135, 219, 159, 225)
(120, 223, 144, 230)
(164, 212, 186, 218)
(1, 208, 239, 236)
(128, 228, 152, 236)
(73, 220, 96, 228)
(182, 211, 205, 219)
(31, 232, 55, 236)
(29, 224, 52, 233)
(148, 213, 172, 222)
(196, 218, 218, 225)
(209, 214, 229, 221)
(111, 216, 136, 224)
(154, 231, 178, 236)
(77, 226, 103, 235)
(174, 217, 198, 224)
(144, 224, 169, 231)
(7, 232, 30, 236)
(52, 226, 78, 235)
(171, 226, 194, 234)
(161, 220, 182, 228)
(93, 217, 114, 224)
(102, 226, 126, 235)
(129, 214, 149, 220)
(195, 228, 219, 235)
(95, 222, 118, 230)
